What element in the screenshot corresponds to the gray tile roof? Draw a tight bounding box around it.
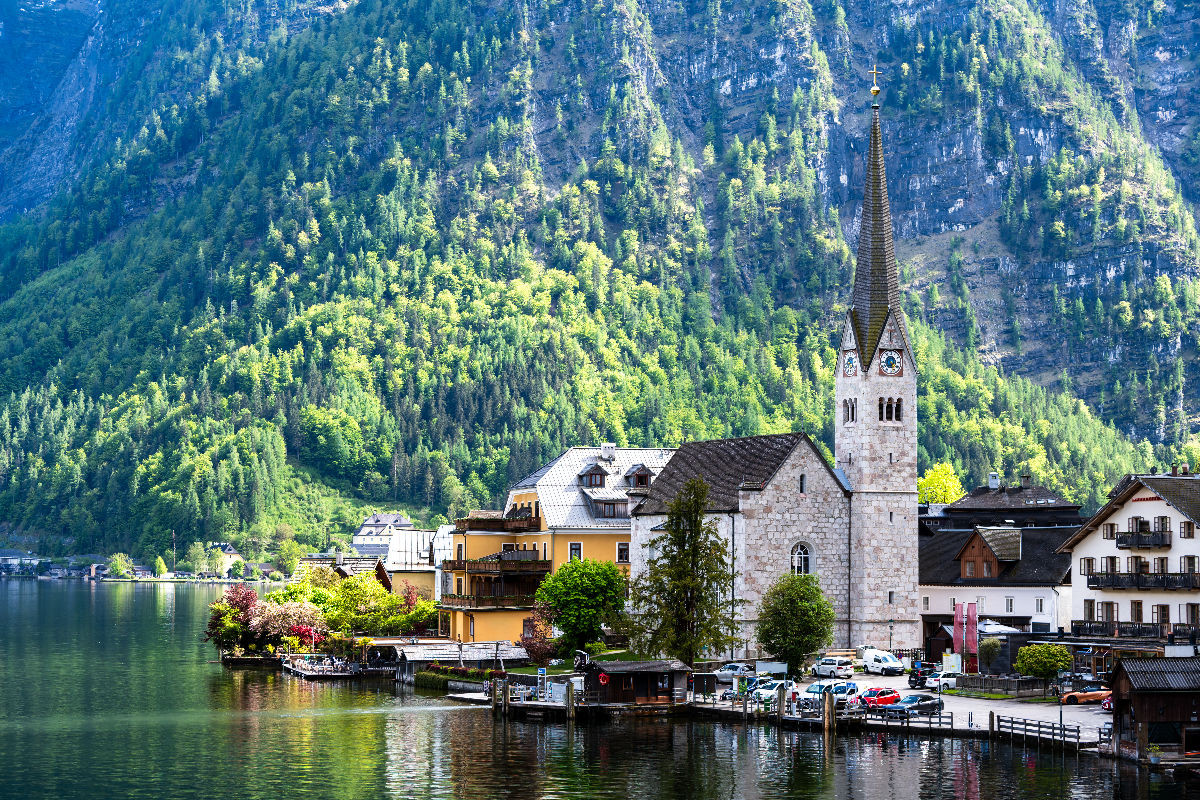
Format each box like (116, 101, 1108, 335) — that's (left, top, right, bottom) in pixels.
(1060, 474, 1200, 552)
(1116, 657, 1200, 691)
(590, 659, 690, 673)
(948, 485, 1077, 511)
(920, 527, 1073, 586)
(378, 640, 529, 662)
(633, 433, 832, 516)
(977, 527, 1023, 561)
(510, 446, 674, 529)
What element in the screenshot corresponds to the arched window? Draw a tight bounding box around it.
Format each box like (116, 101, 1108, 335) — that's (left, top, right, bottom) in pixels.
(878, 398, 885, 421)
(895, 398, 903, 421)
(885, 398, 894, 421)
(791, 543, 811, 575)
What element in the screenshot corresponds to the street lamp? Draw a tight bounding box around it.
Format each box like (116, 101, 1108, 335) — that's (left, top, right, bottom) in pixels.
(888, 620, 894, 652)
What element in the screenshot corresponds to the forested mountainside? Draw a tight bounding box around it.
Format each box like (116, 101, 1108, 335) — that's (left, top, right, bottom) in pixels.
(0, 0, 1195, 559)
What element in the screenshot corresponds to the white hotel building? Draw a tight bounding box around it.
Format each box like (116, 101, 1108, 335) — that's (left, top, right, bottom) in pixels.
(1060, 470, 1200, 634)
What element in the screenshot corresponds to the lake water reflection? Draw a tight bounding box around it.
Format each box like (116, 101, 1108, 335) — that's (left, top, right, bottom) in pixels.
(1, 580, 1194, 799)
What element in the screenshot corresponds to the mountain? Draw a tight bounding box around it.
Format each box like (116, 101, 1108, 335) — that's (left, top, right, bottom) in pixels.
(0, 0, 1191, 559)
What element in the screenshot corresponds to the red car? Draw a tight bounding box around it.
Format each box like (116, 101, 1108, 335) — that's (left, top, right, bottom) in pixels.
(861, 687, 901, 707)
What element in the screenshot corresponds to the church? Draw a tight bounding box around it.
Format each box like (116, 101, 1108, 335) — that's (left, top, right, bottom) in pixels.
(629, 88, 919, 655)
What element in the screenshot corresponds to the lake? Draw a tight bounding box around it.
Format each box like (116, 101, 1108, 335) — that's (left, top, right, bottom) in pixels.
(0, 580, 1193, 799)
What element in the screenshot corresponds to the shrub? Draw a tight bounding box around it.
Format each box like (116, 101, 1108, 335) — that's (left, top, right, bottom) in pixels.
(585, 641, 607, 657)
(414, 671, 450, 691)
(268, 571, 284, 581)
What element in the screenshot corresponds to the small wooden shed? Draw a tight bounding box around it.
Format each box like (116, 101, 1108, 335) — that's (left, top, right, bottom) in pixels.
(1111, 657, 1200, 757)
(583, 659, 690, 705)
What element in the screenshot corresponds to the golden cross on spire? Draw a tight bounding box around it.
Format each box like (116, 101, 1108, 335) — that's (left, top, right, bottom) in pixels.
(869, 63, 884, 97)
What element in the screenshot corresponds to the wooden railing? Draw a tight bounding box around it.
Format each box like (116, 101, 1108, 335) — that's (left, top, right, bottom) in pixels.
(440, 594, 537, 608)
(1116, 532, 1171, 549)
(996, 715, 1080, 747)
(1087, 572, 1200, 590)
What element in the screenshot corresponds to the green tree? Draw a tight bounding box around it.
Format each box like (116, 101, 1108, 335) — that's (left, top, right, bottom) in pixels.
(918, 462, 966, 504)
(756, 574, 834, 676)
(207, 548, 225, 576)
(978, 637, 1003, 674)
(184, 542, 207, 573)
(277, 539, 309, 575)
(107, 552, 134, 578)
(627, 478, 741, 665)
(534, 558, 626, 652)
(230, 559, 246, 579)
(153, 556, 168, 577)
(1014, 643, 1072, 692)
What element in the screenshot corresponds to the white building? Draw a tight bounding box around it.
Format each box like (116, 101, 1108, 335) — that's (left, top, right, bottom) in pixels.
(919, 526, 1073, 641)
(1059, 471, 1200, 634)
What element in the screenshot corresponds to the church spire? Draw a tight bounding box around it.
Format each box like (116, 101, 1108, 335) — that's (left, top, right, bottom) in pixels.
(850, 74, 902, 362)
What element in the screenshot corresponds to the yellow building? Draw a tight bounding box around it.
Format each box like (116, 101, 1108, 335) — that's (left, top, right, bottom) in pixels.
(440, 444, 674, 642)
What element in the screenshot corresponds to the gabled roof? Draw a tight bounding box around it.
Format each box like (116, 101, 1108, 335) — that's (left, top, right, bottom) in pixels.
(948, 485, 1079, 512)
(1059, 474, 1200, 552)
(632, 432, 843, 516)
(920, 527, 1074, 587)
(977, 527, 1022, 561)
(1115, 657, 1200, 691)
(508, 446, 674, 528)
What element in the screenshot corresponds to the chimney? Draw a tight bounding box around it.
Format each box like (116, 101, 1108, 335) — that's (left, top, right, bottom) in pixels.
(336, 551, 343, 566)
(1020, 475, 1031, 489)
(1184, 463, 1192, 476)
(600, 443, 616, 462)
(1173, 464, 1180, 477)
(1151, 466, 1158, 475)
(988, 472, 1000, 490)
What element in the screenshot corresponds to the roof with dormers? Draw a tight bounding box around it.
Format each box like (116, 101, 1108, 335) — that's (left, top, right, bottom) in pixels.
(506, 446, 675, 529)
(921, 526, 1073, 587)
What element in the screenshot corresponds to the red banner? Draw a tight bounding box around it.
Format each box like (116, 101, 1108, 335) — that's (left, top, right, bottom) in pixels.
(953, 602, 965, 656)
(966, 602, 978, 656)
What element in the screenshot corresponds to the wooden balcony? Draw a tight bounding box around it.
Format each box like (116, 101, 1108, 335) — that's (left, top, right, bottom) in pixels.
(1070, 620, 1167, 638)
(1086, 572, 1200, 590)
(1115, 532, 1171, 549)
(442, 549, 551, 575)
(439, 594, 537, 609)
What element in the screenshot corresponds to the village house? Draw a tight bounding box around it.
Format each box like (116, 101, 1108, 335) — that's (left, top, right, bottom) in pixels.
(439, 445, 673, 643)
(1058, 468, 1200, 637)
(919, 524, 1074, 653)
(1111, 656, 1200, 761)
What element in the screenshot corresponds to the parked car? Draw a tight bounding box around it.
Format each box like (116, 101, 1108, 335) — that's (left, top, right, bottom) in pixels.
(1061, 685, 1111, 705)
(860, 687, 901, 708)
(862, 649, 905, 676)
(831, 681, 862, 710)
(811, 657, 855, 679)
(926, 671, 962, 691)
(882, 693, 944, 718)
(721, 676, 766, 701)
(751, 679, 793, 704)
(799, 680, 843, 710)
(908, 664, 937, 688)
(715, 663, 754, 684)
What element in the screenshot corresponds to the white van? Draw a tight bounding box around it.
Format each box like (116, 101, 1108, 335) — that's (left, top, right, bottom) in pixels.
(862, 648, 904, 676)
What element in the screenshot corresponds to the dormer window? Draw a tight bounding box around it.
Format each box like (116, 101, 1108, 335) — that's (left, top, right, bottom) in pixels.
(583, 472, 604, 488)
(634, 473, 649, 488)
(625, 465, 653, 488)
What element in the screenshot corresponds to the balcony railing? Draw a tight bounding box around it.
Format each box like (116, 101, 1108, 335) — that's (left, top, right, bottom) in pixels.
(439, 594, 537, 609)
(1173, 624, 1200, 640)
(443, 548, 551, 575)
(1115, 532, 1172, 549)
(1086, 572, 1200, 590)
(1070, 620, 1169, 638)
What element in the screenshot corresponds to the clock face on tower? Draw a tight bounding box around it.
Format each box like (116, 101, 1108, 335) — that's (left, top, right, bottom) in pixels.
(843, 352, 858, 377)
(879, 350, 903, 376)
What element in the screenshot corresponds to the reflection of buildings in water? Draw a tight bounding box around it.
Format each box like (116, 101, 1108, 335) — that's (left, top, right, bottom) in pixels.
(154, 580, 176, 630)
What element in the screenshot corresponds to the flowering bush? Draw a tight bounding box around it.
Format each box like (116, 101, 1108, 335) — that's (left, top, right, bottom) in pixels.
(249, 601, 327, 640)
(205, 584, 261, 652)
(424, 662, 506, 680)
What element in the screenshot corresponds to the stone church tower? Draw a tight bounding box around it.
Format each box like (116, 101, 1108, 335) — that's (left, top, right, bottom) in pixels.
(834, 88, 920, 649)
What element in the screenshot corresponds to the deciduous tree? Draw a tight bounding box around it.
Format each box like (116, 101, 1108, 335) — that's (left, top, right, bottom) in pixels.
(534, 558, 625, 652)
(107, 552, 134, 579)
(756, 574, 834, 676)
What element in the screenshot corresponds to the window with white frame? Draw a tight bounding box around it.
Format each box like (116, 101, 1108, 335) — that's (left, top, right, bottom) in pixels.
(569, 542, 582, 561)
(790, 543, 811, 575)
(1005, 597, 1014, 614)
(616, 542, 630, 563)
(1035, 597, 1044, 614)
(1079, 557, 1095, 576)
(922, 596, 929, 611)
(1182, 521, 1195, 539)
(1102, 523, 1117, 539)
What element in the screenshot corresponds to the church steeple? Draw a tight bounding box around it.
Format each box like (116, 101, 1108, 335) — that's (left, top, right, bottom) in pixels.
(849, 90, 903, 363)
